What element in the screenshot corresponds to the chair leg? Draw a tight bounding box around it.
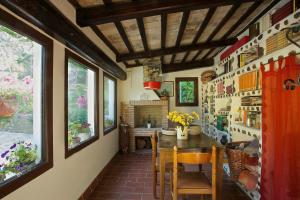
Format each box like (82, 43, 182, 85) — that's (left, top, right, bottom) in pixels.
(153, 171, 157, 199)
(198, 164, 202, 172)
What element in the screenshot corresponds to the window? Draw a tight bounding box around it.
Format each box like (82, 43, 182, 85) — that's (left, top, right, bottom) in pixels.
(103, 73, 117, 134)
(175, 77, 199, 106)
(0, 9, 53, 198)
(65, 50, 99, 158)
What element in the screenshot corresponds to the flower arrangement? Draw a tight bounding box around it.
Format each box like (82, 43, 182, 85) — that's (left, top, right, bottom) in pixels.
(0, 141, 37, 179)
(167, 111, 200, 127)
(68, 121, 91, 146)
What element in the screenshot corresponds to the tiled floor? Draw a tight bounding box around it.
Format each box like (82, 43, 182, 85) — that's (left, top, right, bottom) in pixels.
(88, 150, 250, 200)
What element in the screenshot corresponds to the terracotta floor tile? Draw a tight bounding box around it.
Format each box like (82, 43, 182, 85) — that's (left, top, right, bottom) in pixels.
(88, 150, 250, 200)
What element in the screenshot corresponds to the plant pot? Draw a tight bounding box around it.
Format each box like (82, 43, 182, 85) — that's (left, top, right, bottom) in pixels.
(160, 96, 168, 100)
(176, 126, 189, 140)
(147, 123, 151, 129)
(78, 133, 90, 141)
(0, 173, 6, 182)
(72, 136, 81, 144)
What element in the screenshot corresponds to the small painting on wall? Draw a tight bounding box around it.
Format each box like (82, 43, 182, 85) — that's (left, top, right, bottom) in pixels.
(157, 81, 174, 97)
(175, 77, 198, 106)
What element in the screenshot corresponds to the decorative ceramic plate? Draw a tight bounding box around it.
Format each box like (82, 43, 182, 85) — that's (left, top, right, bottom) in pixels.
(161, 128, 176, 136)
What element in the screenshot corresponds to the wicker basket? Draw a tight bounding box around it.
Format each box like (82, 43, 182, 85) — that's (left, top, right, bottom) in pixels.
(225, 141, 250, 181)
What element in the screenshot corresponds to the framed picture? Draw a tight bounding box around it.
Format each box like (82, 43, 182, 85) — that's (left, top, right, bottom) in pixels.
(157, 81, 174, 97)
(175, 77, 199, 106)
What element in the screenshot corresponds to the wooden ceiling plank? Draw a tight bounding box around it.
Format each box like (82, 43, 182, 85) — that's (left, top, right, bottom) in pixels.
(76, 0, 256, 26)
(191, 8, 216, 44)
(137, 17, 149, 52)
(175, 10, 190, 47)
(191, 50, 202, 62)
(162, 58, 214, 73)
(67, 0, 81, 8)
(215, 0, 278, 59)
(117, 37, 237, 62)
(206, 3, 241, 42)
(230, 0, 280, 38)
(183, 7, 216, 63)
(170, 54, 176, 64)
(161, 13, 167, 49)
(171, 10, 190, 64)
(91, 25, 119, 55)
(181, 51, 190, 63)
(221, 1, 263, 39)
(202, 48, 215, 60)
(115, 21, 134, 52)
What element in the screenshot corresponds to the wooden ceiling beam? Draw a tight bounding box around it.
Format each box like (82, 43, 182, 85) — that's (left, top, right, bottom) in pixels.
(214, 0, 279, 59)
(162, 59, 214, 73)
(222, 1, 262, 39)
(161, 13, 167, 49)
(224, 0, 280, 39)
(183, 7, 216, 63)
(170, 10, 190, 64)
(137, 18, 149, 52)
(115, 21, 134, 53)
(206, 3, 241, 42)
(117, 38, 237, 62)
(191, 4, 240, 62)
(91, 26, 119, 55)
(2, 0, 126, 80)
(77, 0, 256, 26)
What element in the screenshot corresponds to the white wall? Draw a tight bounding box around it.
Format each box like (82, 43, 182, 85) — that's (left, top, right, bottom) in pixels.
(120, 67, 214, 125)
(1, 2, 121, 200)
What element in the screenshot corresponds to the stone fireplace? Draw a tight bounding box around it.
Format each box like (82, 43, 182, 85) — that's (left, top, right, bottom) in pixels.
(121, 100, 168, 152)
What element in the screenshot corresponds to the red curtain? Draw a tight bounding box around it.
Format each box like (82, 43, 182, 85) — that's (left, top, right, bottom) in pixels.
(261, 54, 300, 200)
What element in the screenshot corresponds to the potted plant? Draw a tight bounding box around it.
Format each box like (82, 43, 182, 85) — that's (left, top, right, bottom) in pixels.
(147, 115, 151, 128)
(68, 122, 82, 145)
(160, 89, 169, 100)
(0, 141, 37, 181)
(167, 111, 200, 140)
(78, 122, 91, 141)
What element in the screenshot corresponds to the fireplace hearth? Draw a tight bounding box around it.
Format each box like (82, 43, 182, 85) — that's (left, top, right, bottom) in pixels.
(121, 100, 168, 152)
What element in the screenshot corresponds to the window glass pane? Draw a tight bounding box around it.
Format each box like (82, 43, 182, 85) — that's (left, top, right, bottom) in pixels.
(104, 76, 116, 131)
(0, 25, 42, 183)
(67, 58, 95, 149)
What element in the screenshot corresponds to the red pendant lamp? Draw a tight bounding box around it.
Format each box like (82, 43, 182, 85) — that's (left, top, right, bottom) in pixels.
(143, 58, 162, 90)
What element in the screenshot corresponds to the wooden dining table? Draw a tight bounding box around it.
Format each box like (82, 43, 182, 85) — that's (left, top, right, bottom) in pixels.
(158, 132, 224, 200)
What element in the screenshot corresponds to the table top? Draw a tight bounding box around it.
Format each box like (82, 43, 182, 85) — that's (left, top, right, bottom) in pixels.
(158, 132, 223, 151)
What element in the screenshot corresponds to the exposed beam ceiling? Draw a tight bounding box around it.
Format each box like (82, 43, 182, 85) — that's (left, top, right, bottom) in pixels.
(117, 38, 237, 62)
(76, 0, 256, 26)
(68, 0, 279, 72)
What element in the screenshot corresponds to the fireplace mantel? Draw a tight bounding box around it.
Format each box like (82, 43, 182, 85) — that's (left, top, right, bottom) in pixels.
(129, 100, 168, 106)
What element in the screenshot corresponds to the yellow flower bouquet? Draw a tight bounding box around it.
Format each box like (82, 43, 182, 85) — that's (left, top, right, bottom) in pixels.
(167, 111, 200, 127)
(167, 111, 200, 140)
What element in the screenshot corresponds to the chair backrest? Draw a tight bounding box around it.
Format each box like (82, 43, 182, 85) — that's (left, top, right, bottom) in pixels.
(173, 146, 216, 165)
(173, 145, 217, 198)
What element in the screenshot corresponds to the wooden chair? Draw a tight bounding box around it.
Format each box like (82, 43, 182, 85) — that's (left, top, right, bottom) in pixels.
(150, 131, 159, 199)
(171, 145, 217, 200)
(151, 131, 179, 199)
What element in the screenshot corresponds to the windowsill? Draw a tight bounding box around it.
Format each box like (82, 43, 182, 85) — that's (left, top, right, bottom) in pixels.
(65, 135, 99, 158)
(104, 126, 117, 135)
